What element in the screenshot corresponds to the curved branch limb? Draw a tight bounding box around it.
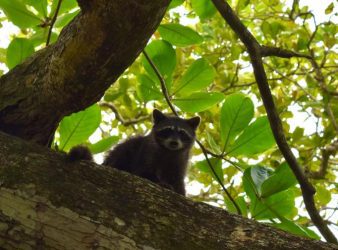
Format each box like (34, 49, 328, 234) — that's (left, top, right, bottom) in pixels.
(0, 0, 170, 145)
(211, 0, 337, 243)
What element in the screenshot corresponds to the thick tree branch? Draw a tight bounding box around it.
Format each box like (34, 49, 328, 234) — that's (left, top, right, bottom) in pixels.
(211, 0, 337, 243)
(0, 0, 170, 146)
(0, 131, 337, 249)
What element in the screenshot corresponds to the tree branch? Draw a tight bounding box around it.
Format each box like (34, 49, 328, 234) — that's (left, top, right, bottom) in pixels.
(99, 102, 150, 126)
(309, 140, 338, 179)
(211, 0, 337, 243)
(261, 45, 311, 59)
(0, 0, 170, 146)
(46, 0, 63, 46)
(1, 131, 336, 249)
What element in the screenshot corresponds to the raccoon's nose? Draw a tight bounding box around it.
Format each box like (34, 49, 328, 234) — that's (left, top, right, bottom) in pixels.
(169, 141, 179, 147)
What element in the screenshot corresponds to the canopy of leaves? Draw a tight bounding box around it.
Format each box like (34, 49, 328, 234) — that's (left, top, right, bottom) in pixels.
(0, 0, 337, 241)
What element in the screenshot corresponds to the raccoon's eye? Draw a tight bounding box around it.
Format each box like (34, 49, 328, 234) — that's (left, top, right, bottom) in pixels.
(157, 128, 173, 138)
(178, 130, 191, 141)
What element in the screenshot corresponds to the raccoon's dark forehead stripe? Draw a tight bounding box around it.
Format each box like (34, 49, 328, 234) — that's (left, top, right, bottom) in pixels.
(156, 126, 194, 137)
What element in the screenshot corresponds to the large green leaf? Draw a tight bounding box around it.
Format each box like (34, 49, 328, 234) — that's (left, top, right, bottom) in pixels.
(173, 92, 224, 112)
(191, 0, 217, 19)
(172, 58, 215, 95)
(220, 93, 254, 149)
(88, 136, 120, 154)
(243, 166, 296, 219)
(142, 40, 176, 82)
(261, 163, 298, 198)
(251, 189, 296, 220)
(0, 0, 41, 28)
(272, 219, 320, 240)
(137, 74, 163, 102)
(227, 116, 275, 156)
(158, 24, 203, 47)
(6, 38, 35, 69)
(194, 158, 224, 183)
(59, 104, 101, 151)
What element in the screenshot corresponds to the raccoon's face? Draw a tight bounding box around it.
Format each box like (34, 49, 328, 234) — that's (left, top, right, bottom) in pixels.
(152, 109, 200, 151)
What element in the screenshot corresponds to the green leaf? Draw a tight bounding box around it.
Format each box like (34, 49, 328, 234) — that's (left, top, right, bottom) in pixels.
(158, 24, 203, 47)
(173, 92, 224, 112)
(26, 0, 48, 17)
(137, 74, 163, 102)
(0, 0, 42, 28)
(224, 196, 248, 217)
(191, 0, 217, 19)
(142, 40, 176, 82)
(206, 131, 222, 155)
(220, 93, 254, 149)
(51, 0, 78, 16)
(168, 0, 184, 9)
(0, 48, 6, 63)
(59, 104, 101, 151)
(261, 163, 298, 197)
(251, 189, 296, 220)
(6, 38, 35, 69)
(315, 185, 332, 206)
(243, 166, 272, 197)
(325, 2, 334, 15)
(88, 136, 120, 154)
(194, 158, 224, 183)
(55, 10, 80, 28)
(227, 116, 276, 156)
(173, 58, 215, 95)
(272, 219, 320, 240)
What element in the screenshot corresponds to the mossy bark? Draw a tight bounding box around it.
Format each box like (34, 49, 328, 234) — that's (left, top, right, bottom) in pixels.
(0, 132, 337, 250)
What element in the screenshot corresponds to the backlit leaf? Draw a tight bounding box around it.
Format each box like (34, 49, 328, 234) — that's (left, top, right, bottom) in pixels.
(59, 104, 101, 151)
(158, 24, 203, 47)
(173, 92, 224, 112)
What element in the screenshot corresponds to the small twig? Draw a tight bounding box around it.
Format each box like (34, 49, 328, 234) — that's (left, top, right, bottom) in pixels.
(100, 102, 150, 126)
(142, 49, 241, 215)
(46, 0, 63, 46)
(261, 46, 311, 59)
(142, 51, 178, 116)
(309, 140, 338, 179)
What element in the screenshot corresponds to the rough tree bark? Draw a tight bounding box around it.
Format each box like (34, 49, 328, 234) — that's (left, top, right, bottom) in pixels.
(0, 132, 337, 250)
(0, 0, 170, 146)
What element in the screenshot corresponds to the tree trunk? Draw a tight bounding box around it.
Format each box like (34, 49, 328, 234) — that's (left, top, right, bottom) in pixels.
(0, 132, 336, 250)
(0, 0, 170, 146)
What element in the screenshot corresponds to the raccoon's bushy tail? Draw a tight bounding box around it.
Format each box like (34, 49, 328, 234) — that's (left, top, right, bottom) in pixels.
(68, 145, 93, 162)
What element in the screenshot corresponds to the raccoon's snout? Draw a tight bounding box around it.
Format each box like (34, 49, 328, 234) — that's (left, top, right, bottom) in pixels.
(164, 139, 183, 150)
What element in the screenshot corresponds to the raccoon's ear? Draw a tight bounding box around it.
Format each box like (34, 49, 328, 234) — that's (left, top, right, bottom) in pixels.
(186, 116, 200, 131)
(153, 109, 167, 124)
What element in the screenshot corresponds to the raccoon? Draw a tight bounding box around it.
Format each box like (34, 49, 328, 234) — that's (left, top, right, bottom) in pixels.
(69, 109, 200, 196)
